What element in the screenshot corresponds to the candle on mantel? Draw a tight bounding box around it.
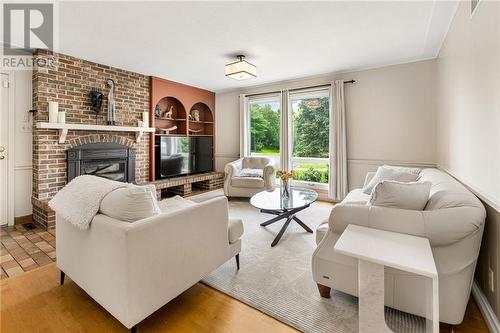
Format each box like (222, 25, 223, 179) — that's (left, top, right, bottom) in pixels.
(142, 112, 149, 128)
(48, 102, 59, 123)
(58, 111, 66, 124)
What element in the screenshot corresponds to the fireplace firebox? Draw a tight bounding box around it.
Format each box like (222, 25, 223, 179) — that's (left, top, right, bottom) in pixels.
(67, 143, 135, 183)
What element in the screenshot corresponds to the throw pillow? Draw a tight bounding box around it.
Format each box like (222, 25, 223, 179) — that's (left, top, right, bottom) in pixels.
(100, 184, 161, 222)
(157, 195, 196, 213)
(238, 168, 263, 178)
(362, 166, 420, 194)
(382, 165, 421, 175)
(368, 180, 432, 210)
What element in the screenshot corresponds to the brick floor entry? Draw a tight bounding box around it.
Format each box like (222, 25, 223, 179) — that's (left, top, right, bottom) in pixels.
(0, 224, 56, 279)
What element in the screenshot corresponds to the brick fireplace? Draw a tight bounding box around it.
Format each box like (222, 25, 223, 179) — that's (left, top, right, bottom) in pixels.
(32, 50, 150, 228)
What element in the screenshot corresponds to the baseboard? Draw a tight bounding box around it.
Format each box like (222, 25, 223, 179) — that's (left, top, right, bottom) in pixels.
(14, 214, 33, 225)
(472, 281, 500, 333)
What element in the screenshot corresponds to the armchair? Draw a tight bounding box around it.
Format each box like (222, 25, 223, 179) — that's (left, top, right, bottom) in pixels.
(57, 196, 243, 331)
(224, 156, 276, 198)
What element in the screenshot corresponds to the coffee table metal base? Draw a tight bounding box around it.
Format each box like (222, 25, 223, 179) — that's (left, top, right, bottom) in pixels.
(260, 205, 313, 247)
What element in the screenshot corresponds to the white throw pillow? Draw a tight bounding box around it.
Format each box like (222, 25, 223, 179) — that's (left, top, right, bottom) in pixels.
(382, 165, 421, 175)
(238, 168, 263, 178)
(368, 180, 432, 210)
(100, 184, 161, 222)
(362, 166, 420, 194)
(157, 195, 196, 213)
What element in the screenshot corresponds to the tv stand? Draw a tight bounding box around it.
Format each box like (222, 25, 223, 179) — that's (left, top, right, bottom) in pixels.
(148, 172, 224, 199)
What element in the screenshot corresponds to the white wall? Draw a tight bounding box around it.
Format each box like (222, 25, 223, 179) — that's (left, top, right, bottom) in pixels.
(215, 90, 240, 171)
(215, 59, 438, 188)
(437, 0, 500, 207)
(10, 70, 33, 217)
(436, 0, 500, 319)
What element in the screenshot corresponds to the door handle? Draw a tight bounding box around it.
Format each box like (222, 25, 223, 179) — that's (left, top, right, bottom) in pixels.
(0, 146, 4, 152)
(0, 156, 4, 160)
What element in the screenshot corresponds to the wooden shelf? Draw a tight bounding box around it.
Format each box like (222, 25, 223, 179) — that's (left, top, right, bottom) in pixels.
(156, 118, 186, 121)
(155, 133, 185, 136)
(36, 122, 155, 143)
(189, 120, 213, 124)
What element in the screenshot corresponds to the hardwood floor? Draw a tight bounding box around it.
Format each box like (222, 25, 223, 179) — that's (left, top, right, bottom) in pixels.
(0, 263, 490, 333)
(1, 263, 297, 333)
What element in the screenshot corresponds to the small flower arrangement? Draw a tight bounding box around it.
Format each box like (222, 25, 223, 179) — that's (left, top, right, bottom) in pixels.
(277, 170, 293, 181)
(277, 170, 293, 198)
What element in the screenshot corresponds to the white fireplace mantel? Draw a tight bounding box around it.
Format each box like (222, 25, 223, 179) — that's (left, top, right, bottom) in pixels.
(36, 122, 156, 144)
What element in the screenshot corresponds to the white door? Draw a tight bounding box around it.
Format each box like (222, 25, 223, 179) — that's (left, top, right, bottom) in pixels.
(0, 73, 11, 225)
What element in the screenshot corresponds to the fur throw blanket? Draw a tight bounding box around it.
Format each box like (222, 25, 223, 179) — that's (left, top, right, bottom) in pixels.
(48, 175, 128, 229)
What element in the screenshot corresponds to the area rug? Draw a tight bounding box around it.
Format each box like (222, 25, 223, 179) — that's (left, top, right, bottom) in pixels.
(192, 190, 425, 333)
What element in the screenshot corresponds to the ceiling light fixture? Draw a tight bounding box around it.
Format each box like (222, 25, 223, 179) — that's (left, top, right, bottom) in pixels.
(225, 55, 256, 80)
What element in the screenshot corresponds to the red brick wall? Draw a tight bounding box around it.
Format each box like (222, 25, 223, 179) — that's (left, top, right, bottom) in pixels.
(32, 50, 150, 228)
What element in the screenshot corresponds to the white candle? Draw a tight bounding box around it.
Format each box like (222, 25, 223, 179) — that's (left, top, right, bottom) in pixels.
(58, 111, 66, 124)
(142, 112, 149, 128)
(48, 102, 59, 123)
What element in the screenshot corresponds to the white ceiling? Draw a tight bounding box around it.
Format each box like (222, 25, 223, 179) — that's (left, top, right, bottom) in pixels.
(57, 1, 458, 92)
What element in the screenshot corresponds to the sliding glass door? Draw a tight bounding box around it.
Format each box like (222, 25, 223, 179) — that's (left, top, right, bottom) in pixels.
(248, 95, 281, 170)
(290, 90, 330, 189)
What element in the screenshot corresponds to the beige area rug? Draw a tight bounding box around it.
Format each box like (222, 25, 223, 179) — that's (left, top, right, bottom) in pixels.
(191, 190, 426, 333)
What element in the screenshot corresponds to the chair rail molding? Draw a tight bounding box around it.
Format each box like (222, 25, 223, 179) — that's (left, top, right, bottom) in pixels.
(347, 158, 437, 168)
(215, 152, 239, 158)
(438, 166, 500, 213)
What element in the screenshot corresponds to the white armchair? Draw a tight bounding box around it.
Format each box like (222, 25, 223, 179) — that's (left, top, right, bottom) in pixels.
(224, 156, 276, 198)
(57, 196, 243, 332)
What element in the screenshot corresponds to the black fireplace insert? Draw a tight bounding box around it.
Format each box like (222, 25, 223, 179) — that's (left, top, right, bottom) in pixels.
(67, 143, 135, 183)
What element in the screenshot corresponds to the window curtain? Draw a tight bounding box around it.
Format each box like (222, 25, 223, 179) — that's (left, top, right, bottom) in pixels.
(239, 94, 249, 158)
(280, 89, 290, 171)
(329, 80, 348, 200)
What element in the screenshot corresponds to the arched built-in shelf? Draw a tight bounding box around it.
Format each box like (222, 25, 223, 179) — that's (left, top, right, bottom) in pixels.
(154, 97, 187, 135)
(148, 76, 216, 181)
(188, 102, 213, 136)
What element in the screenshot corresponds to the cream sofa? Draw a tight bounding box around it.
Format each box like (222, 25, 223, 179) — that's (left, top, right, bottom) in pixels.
(224, 156, 276, 198)
(57, 195, 243, 331)
(312, 168, 485, 325)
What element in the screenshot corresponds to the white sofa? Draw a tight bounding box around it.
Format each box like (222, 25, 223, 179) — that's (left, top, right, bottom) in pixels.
(224, 156, 276, 198)
(57, 195, 243, 331)
(312, 168, 485, 325)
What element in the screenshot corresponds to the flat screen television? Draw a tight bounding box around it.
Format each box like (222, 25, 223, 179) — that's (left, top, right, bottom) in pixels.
(155, 136, 212, 179)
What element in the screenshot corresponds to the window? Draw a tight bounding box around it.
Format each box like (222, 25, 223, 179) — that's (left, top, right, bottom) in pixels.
(245, 89, 330, 189)
(248, 96, 281, 169)
(290, 90, 330, 187)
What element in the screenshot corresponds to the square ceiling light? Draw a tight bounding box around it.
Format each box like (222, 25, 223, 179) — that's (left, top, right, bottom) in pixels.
(225, 55, 256, 80)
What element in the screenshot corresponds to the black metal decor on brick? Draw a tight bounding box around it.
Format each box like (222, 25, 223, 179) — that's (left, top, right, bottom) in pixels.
(67, 143, 135, 183)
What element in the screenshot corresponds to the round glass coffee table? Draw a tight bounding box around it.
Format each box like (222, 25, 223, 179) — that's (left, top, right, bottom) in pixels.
(250, 188, 318, 247)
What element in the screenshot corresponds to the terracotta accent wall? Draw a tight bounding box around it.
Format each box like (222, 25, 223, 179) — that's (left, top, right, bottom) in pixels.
(149, 76, 215, 180)
(32, 50, 150, 228)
